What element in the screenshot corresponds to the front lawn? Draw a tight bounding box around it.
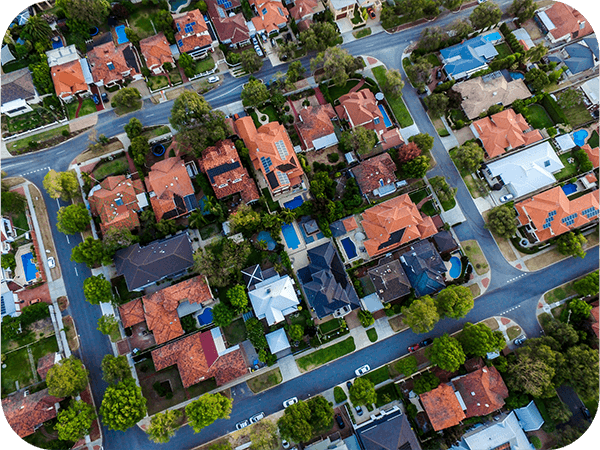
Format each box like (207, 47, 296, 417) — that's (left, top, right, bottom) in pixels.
(195, 56, 216, 74)
(409, 188, 429, 205)
(327, 79, 361, 103)
(319, 318, 342, 334)
(420, 200, 437, 216)
(140, 125, 171, 140)
(366, 328, 378, 342)
(372, 66, 414, 128)
(7, 125, 69, 155)
(147, 75, 170, 91)
(523, 104, 554, 129)
(375, 383, 400, 407)
(169, 69, 183, 85)
(588, 130, 599, 148)
(3, 106, 61, 134)
(66, 98, 96, 120)
(494, 43, 512, 59)
(247, 368, 282, 393)
(361, 366, 390, 385)
(353, 28, 372, 39)
(186, 377, 217, 398)
(30, 336, 59, 364)
(222, 318, 247, 346)
(297, 337, 355, 372)
(112, 275, 143, 304)
(92, 157, 129, 180)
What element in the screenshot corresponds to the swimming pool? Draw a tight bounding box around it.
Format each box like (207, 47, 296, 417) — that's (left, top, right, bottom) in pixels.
(572, 129, 589, 147)
(51, 38, 63, 49)
(257, 231, 276, 251)
(115, 25, 129, 45)
(21, 252, 38, 282)
(509, 72, 524, 80)
(281, 223, 301, 250)
(283, 195, 304, 210)
(169, 0, 188, 11)
(377, 104, 392, 128)
(562, 183, 578, 196)
(448, 256, 462, 279)
(341, 237, 357, 259)
(197, 308, 213, 325)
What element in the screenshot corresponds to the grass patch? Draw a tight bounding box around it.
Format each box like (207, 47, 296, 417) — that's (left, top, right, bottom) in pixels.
(257, 104, 279, 123)
(8, 125, 69, 154)
(409, 188, 429, 205)
(147, 75, 170, 91)
(66, 98, 97, 120)
(1, 348, 33, 394)
(523, 103, 554, 129)
(11, 210, 29, 235)
(361, 365, 390, 385)
(92, 157, 129, 180)
(261, 187, 280, 212)
(437, 127, 450, 137)
(468, 283, 481, 297)
(169, 69, 183, 85)
(328, 79, 360, 103)
(440, 198, 456, 211)
(112, 275, 143, 305)
(506, 325, 522, 340)
(544, 280, 576, 303)
(297, 337, 355, 372)
(113, 99, 143, 116)
(129, 5, 161, 38)
(247, 368, 282, 393)
(494, 43, 513, 59)
(420, 200, 437, 216)
(371, 66, 413, 127)
(141, 125, 171, 140)
(555, 152, 579, 181)
(30, 336, 59, 364)
(462, 240, 489, 275)
(588, 130, 599, 148)
(424, 53, 440, 66)
(3, 105, 61, 134)
(319, 318, 342, 335)
(222, 318, 247, 346)
(195, 56, 216, 74)
(199, 223, 219, 240)
(375, 383, 400, 407)
(366, 328, 378, 342)
(187, 377, 217, 398)
(353, 28, 372, 39)
(559, 98, 593, 126)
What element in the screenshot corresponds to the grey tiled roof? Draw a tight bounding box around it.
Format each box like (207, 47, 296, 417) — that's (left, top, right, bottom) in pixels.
(1, 68, 35, 105)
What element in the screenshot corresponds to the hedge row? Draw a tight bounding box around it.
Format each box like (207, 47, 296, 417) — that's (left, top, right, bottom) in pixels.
(540, 93, 569, 125)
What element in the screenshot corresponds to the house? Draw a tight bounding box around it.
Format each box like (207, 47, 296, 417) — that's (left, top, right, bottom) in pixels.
(250, 0, 289, 35)
(367, 257, 411, 303)
(431, 230, 458, 256)
(198, 139, 260, 204)
(515, 400, 545, 432)
(289, 0, 324, 23)
(512, 28, 535, 51)
(549, 38, 599, 75)
(151, 328, 246, 387)
(1, 280, 19, 319)
(399, 240, 446, 297)
(589, 301, 599, 338)
(580, 77, 599, 107)
(248, 273, 299, 325)
(242, 264, 279, 289)
(440, 31, 501, 81)
(356, 406, 422, 450)
(452, 71, 531, 120)
(360, 194, 438, 258)
(296, 104, 339, 151)
(420, 383, 466, 431)
(298, 241, 360, 319)
(352, 153, 398, 198)
(2, 389, 62, 438)
(146, 157, 198, 222)
(50, 59, 91, 102)
(452, 367, 509, 419)
(87, 175, 147, 234)
(326, 0, 357, 20)
(206, 0, 250, 47)
(266, 327, 291, 357)
(174, 9, 215, 58)
(482, 141, 564, 198)
(470, 109, 543, 159)
(336, 89, 388, 136)
(1, 68, 38, 117)
(536, 2, 593, 44)
(140, 32, 175, 74)
(582, 144, 599, 168)
(87, 41, 141, 87)
(1, 45, 16, 66)
(114, 233, 194, 291)
(235, 117, 306, 198)
(1, 216, 15, 254)
(330, 215, 359, 237)
(515, 186, 599, 243)
(46, 44, 81, 67)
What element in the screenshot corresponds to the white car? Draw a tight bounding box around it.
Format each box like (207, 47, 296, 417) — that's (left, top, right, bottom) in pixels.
(250, 412, 265, 423)
(355, 365, 370, 377)
(236, 419, 249, 430)
(499, 194, 514, 203)
(282, 440, 290, 449)
(283, 397, 298, 408)
(207, 75, 219, 84)
(47, 256, 55, 268)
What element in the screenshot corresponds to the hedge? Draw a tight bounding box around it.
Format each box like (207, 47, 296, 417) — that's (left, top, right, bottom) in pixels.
(540, 93, 569, 124)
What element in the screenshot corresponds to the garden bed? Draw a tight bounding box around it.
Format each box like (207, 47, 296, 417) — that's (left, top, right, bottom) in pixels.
(92, 156, 129, 180)
(297, 337, 355, 372)
(147, 75, 170, 91)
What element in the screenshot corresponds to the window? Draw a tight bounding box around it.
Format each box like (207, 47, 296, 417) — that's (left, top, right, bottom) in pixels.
(107, 62, 115, 70)
(275, 140, 288, 160)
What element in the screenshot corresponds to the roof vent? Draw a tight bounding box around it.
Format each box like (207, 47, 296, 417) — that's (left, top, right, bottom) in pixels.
(471, 392, 476, 396)
(477, 403, 481, 406)
(485, 404, 490, 408)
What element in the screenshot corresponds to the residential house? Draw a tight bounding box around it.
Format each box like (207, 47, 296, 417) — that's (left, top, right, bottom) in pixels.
(470, 109, 543, 159)
(515, 186, 599, 243)
(330, 215, 359, 237)
(512, 28, 535, 51)
(114, 233, 194, 291)
(46, 44, 80, 67)
(452, 71, 531, 120)
(50, 59, 91, 102)
(352, 152, 398, 198)
(140, 32, 175, 74)
(580, 77, 599, 108)
(420, 383, 466, 431)
(1, 280, 19, 319)
(296, 104, 339, 151)
(399, 239, 446, 297)
(2, 389, 62, 438)
(515, 401, 545, 432)
(289, 0, 324, 23)
(235, 117, 306, 198)
(360, 194, 438, 258)
(549, 37, 599, 76)
(87, 41, 141, 87)
(356, 406, 422, 450)
(87, 175, 147, 234)
(336, 89, 387, 136)
(589, 301, 599, 338)
(174, 9, 215, 58)
(145, 157, 198, 222)
(1, 217, 15, 255)
(248, 272, 299, 325)
(1, 68, 39, 117)
(431, 230, 458, 256)
(1, 45, 16, 66)
(536, 2, 593, 44)
(198, 139, 260, 204)
(250, 0, 289, 35)
(242, 264, 279, 289)
(440, 31, 501, 81)
(482, 141, 564, 198)
(367, 256, 411, 303)
(151, 328, 246, 388)
(298, 241, 360, 319)
(266, 327, 291, 357)
(582, 144, 599, 168)
(452, 367, 509, 419)
(206, 0, 250, 47)
(326, 0, 357, 20)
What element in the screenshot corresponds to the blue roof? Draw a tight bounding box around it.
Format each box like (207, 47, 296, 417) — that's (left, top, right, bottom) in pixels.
(440, 34, 499, 78)
(399, 240, 446, 297)
(583, 37, 599, 59)
(515, 401, 544, 431)
(563, 42, 595, 74)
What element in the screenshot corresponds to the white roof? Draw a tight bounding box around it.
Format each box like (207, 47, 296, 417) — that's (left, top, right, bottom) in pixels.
(312, 133, 339, 151)
(136, 192, 149, 209)
(46, 45, 80, 67)
(79, 59, 94, 84)
(266, 327, 291, 354)
(360, 293, 383, 313)
(555, 134, 576, 151)
(487, 141, 564, 198)
(330, 0, 357, 10)
(249, 274, 299, 325)
(538, 11, 556, 31)
(456, 412, 535, 450)
(512, 28, 535, 50)
(1, 45, 16, 66)
(1, 280, 18, 319)
(581, 78, 599, 105)
(515, 401, 545, 432)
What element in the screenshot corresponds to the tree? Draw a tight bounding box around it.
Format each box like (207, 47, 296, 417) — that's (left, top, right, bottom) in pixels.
(21, 14, 52, 43)
(543, 320, 579, 350)
(380, 68, 405, 97)
(241, 78, 269, 107)
(442, 0, 464, 10)
(240, 50, 263, 73)
(249, 420, 279, 450)
(288, 324, 304, 342)
(427, 334, 466, 372)
(573, 271, 599, 297)
(509, 0, 536, 23)
(469, 2, 502, 30)
(524, 43, 548, 64)
(418, 27, 446, 53)
(399, 0, 439, 20)
(43, 170, 79, 201)
(349, 377, 377, 406)
(83, 274, 113, 305)
(395, 355, 418, 376)
(124, 117, 143, 139)
(56, 400, 96, 442)
(226, 285, 248, 313)
(71, 237, 111, 267)
(311, 47, 364, 86)
(505, 340, 558, 397)
(452, 141, 484, 173)
(103, 227, 137, 254)
(97, 314, 119, 337)
(100, 379, 147, 431)
(545, 395, 572, 424)
(402, 155, 430, 178)
(339, 126, 378, 155)
(397, 142, 421, 163)
(486, 205, 518, 239)
(524, 68, 550, 92)
(413, 371, 440, 394)
(100, 354, 131, 385)
(246, 317, 268, 350)
(447, 18, 472, 39)
(286, 61, 306, 83)
(179, 52, 196, 78)
(299, 21, 339, 52)
(556, 232, 587, 259)
(56, 203, 90, 235)
(193, 238, 251, 287)
(111, 87, 141, 108)
(124, 27, 140, 47)
(146, 409, 183, 444)
(310, 171, 337, 201)
(1, 184, 26, 215)
(1, 253, 16, 271)
(408, 133, 434, 153)
(430, 176, 456, 204)
(278, 401, 312, 443)
(405, 57, 432, 90)
(424, 93, 449, 118)
(557, 344, 599, 398)
(358, 310, 375, 328)
(558, 87, 584, 109)
(47, 356, 89, 398)
(170, 91, 231, 154)
(306, 396, 334, 432)
(566, 298, 593, 322)
(212, 302, 235, 328)
(29, 60, 54, 95)
(435, 285, 474, 319)
(154, 10, 176, 43)
(458, 322, 506, 357)
(130, 133, 150, 166)
(401, 296, 440, 334)
(185, 393, 233, 433)
(56, 0, 110, 27)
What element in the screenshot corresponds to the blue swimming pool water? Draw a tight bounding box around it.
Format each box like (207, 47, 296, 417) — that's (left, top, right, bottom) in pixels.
(482, 31, 502, 43)
(198, 308, 213, 325)
(281, 223, 301, 250)
(257, 231, 276, 251)
(562, 183, 578, 196)
(169, 0, 188, 11)
(52, 39, 63, 49)
(21, 253, 37, 282)
(509, 72, 524, 80)
(449, 256, 462, 279)
(341, 237, 357, 259)
(283, 195, 304, 210)
(572, 129, 589, 147)
(377, 104, 392, 128)
(115, 25, 129, 44)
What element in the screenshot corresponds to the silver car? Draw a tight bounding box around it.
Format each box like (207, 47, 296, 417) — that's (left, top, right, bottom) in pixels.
(250, 412, 265, 423)
(236, 419, 249, 430)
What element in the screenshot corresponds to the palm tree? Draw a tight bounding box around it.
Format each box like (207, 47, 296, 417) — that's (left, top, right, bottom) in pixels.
(279, 208, 295, 225)
(22, 15, 52, 43)
(188, 210, 207, 230)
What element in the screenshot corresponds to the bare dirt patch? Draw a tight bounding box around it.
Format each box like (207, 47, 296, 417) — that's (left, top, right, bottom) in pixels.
(494, 235, 518, 262)
(483, 318, 499, 331)
(28, 183, 61, 280)
(62, 315, 79, 351)
(57, 296, 69, 311)
(389, 315, 409, 332)
(468, 283, 481, 298)
(461, 239, 490, 275)
(2, 176, 27, 188)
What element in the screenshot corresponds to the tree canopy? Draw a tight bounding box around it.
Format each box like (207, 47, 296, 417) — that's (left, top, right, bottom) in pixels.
(311, 47, 364, 86)
(277, 397, 333, 443)
(299, 21, 340, 52)
(56, 203, 90, 235)
(146, 409, 183, 444)
(556, 232, 587, 259)
(57, 0, 110, 28)
(240, 50, 263, 73)
(71, 237, 111, 267)
(452, 141, 484, 173)
(101, 354, 132, 384)
(401, 296, 440, 334)
(226, 285, 249, 313)
(100, 379, 147, 431)
(435, 285, 474, 319)
(505, 338, 559, 398)
(485, 205, 518, 239)
(509, 0, 536, 23)
(427, 334, 466, 372)
(339, 126, 378, 155)
(43, 170, 79, 201)
(124, 117, 143, 139)
(573, 271, 599, 297)
(47, 356, 89, 398)
(111, 87, 141, 108)
(457, 322, 506, 357)
(349, 377, 377, 406)
(249, 419, 280, 450)
(408, 133, 434, 152)
(402, 155, 430, 178)
(241, 78, 269, 108)
(194, 237, 251, 287)
(56, 400, 96, 442)
(185, 393, 233, 433)
(380, 68, 405, 97)
(469, 2, 502, 30)
(83, 274, 113, 305)
(424, 93, 449, 118)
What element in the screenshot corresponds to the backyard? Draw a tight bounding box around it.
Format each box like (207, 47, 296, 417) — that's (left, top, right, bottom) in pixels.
(296, 337, 356, 372)
(66, 98, 97, 120)
(588, 130, 599, 148)
(555, 151, 579, 181)
(371, 66, 414, 128)
(523, 104, 554, 130)
(494, 43, 512, 59)
(128, 4, 162, 39)
(557, 93, 593, 126)
(222, 318, 247, 346)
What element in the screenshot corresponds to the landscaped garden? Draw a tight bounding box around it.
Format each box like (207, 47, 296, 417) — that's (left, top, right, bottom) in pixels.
(372, 66, 414, 128)
(461, 240, 489, 276)
(195, 56, 216, 74)
(66, 98, 97, 120)
(6, 125, 70, 155)
(247, 368, 282, 393)
(147, 74, 170, 91)
(588, 130, 599, 148)
(2, 105, 63, 135)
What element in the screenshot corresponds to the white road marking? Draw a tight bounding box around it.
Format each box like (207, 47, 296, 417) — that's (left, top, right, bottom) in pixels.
(57, 150, 65, 154)
(147, 113, 155, 117)
(65, 235, 70, 244)
(20, 166, 51, 177)
(74, 267, 78, 276)
(506, 273, 527, 283)
(499, 304, 522, 315)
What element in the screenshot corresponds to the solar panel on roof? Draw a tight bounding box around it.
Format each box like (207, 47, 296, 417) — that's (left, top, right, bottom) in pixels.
(184, 194, 199, 212)
(176, 23, 181, 32)
(217, 0, 225, 4)
(224, 1, 232, 7)
(184, 23, 193, 33)
(177, 39, 183, 47)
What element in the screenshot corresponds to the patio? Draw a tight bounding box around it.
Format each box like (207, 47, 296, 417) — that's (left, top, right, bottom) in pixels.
(117, 322, 156, 355)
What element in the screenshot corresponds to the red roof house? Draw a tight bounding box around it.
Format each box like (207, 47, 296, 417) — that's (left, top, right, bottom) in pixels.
(420, 383, 466, 431)
(336, 89, 387, 136)
(2, 389, 63, 438)
(582, 144, 599, 168)
(537, 2, 593, 44)
(352, 153, 398, 197)
(87, 41, 140, 87)
(452, 366, 509, 419)
(289, 0, 323, 22)
(174, 9, 215, 57)
(51, 59, 90, 102)
(296, 104, 338, 151)
(207, 0, 250, 47)
(249, 0, 289, 35)
(140, 32, 175, 74)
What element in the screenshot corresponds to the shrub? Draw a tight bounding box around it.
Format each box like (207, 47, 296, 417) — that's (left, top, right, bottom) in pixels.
(358, 310, 374, 328)
(327, 152, 340, 163)
(333, 386, 347, 403)
(62, 130, 70, 137)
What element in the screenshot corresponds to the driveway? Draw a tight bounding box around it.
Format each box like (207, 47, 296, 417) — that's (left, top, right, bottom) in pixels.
(556, 385, 590, 428)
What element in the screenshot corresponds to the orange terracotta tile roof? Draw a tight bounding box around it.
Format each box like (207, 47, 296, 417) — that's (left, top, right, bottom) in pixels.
(145, 157, 195, 221)
(2, 389, 63, 438)
(543, 2, 593, 42)
(139, 32, 174, 71)
(361, 194, 438, 257)
(472, 109, 543, 159)
(337, 89, 387, 134)
(515, 186, 600, 242)
(87, 41, 136, 85)
(452, 367, 508, 418)
(51, 59, 88, 100)
(198, 139, 260, 204)
(380, 128, 404, 150)
(88, 175, 145, 234)
(582, 144, 599, 168)
(420, 383, 466, 431)
(342, 216, 358, 232)
(352, 153, 398, 195)
(289, 0, 319, 21)
(250, 0, 289, 34)
(174, 9, 213, 53)
(119, 298, 146, 328)
(296, 104, 337, 150)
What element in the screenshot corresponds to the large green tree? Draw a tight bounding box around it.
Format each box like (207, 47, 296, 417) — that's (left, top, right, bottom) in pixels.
(339, 126, 378, 155)
(193, 237, 251, 287)
(241, 78, 270, 108)
(47, 356, 89, 398)
(403, 155, 431, 178)
(401, 296, 440, 334)
(524, 68, 550, 92)
(566, 298, 593, 322)
(103, 227, 138, 255)
(240, 50, 264, 73)
(508, 0, 536, 23)
(101, 354, 132, 384)
(146, 409, 183, 444)
(154, 10, 176, 43)
(543, 320, 579, 350)
(43, 170, 79, 201)
(436, 285, 474, 319)
(299, 21, 339, 52)
(426, 334, 466, 372)
(424, 93, 449, 118)
(97, 314, 119, 338)
(83, 274, 113, 305)
(306, 396, 334, 432)
(573, 271, 599, 297)
(56, 203, 90, 235)
(57, 0, 110, 27)
(405, 57, 432, 90)
(408, 133, 434, 153)
(452, 141, 484, 173)
(457, 322, 506, 357)
(71, 237, 111, 267)
(557, 345, 599, 399)
(556, 232, 587, 259)
(185, 393, 233, 433)
(131, 135, 150, 167)
(111, 87, 141, 108)
(413, 371, 440, 394)
(485, 205, 518, 239)
(124, 117, 143, 140)
(505, 339, 558, 397)
(277, 400, 312, 443)
(349, 377, 377, 406)
(395, 355, 418, 376)
(380, 68, 405, 97)
(311, 47, 364, 86)
(226, 285, 249, 312)
(100, 379, 147, 431)
(469, 2, 502, 30)
(286, 61, 306, 83)
(213, 302, 236, 328)
(1, 181, 26, 215)
(29, 60, 54, 94)
(249, 419, 279, 450)
(56, 400, 96, 442)
(544, 395, 572, 424)
(22, 15, 53, 43)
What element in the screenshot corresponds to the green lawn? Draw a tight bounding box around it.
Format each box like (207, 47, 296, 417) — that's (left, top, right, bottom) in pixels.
(424, 53, 440, 66)
(169, 69, 183, 85)
(375, 383, 400, 407)
(297, 337, 355, 372)
(366, 328, 378, 342)
(261, 187, 280, 212)
(92, 157, 129, 180)
(66, 98, 97, 120)
(247, 368, 282, 393)
(1, 348, 33, 394)
(129, 5, 161, 38)
(195, 56, 216, 74)
(361, 366, 390, 385)
(141, 125, 171, 140)
(4, 106, 61, 133)
(147, 75, 170, 91)
(462, 240, 489, 276)
(494, 43, 512, 59)
(257, 104, 279, 123)
(524, 104, 554, 129)
(222, 318, 247, 346)
(440, 198, 456, 211)
(371, 66, 413, 128)
(112, 275, 143, 305)
(328, 79, 361, 103)
(559, 96, 593, 126)
(186, 377, 217, 398)
(7, 125, 69, 155)
(319, 318, 342, 334)
(555, 152, 579, 181)
(11, 210, 29, 235)
(409, 188, 429, 205)
(353, 28, 372, 39)
(588, 130, 599, 148)
(30, 336, 59, 365)
(420, 200, 437, 216)
(113, 100, 143, 116)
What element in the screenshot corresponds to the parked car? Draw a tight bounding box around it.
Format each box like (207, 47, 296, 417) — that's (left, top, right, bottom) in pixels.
(419, 338, 433, 347)
(271, 38, 276, 47)
(251, 36, 258, 45)
(255, 45, 264, 57)
(335, 414, 345, 429)
(283, 397, 298, 408)
(346, 381, 353, 389)
(282, 440, 290, 449)
(92, 94, 99, 105)
(407, 343, 420, 353)
(367, 7, 376, 19)
(514, 335, 527, 346)
(236, 420, 249, 430)
(436, 69, 442, 79)
(101, 92, 108, 103)
(250, 412, 265, 423)
(355, 406, 363, 416)
(582, 406, 591, 419)
(499, 194, 514, 203)
(208, 75, 219, 84)
(30, 298, 41, 304)
(355, 365, 370, 376)
(47, 256, 55, 268)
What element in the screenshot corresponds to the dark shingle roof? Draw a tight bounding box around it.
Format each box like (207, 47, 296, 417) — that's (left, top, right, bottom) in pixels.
(368, 258, 411, 303)
(1, 68, 35, 105)
(357, 410, 422, 450)
(432, 231, 458, 254)
(399, 240, 446, 297)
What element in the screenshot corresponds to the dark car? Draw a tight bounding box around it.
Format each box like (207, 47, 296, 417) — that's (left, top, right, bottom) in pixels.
(101, 92, 108, 103)
(355, 406, 363, 416)
(367, 7, 376, 19)
(420, 338, 433, 347)
(582, 407, 591, 420)
(346, 381, 353, 389)
(407, 343, 420, 353)
(436, 69, 442, 80)
(335, 414, 345, 429)
(92, 94, 100, 105)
